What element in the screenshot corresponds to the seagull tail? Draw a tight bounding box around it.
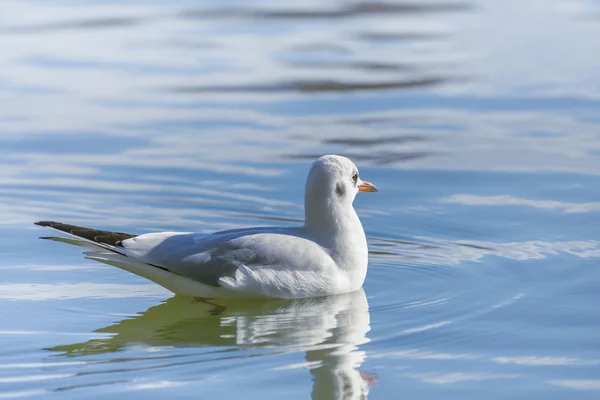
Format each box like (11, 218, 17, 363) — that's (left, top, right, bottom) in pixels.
(34, 221, 208, 296)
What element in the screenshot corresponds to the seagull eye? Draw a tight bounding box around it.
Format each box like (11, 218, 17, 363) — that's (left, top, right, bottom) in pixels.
(351, 172, 358, 183)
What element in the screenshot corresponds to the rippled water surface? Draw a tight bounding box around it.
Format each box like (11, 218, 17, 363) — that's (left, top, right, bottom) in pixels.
(1, 0, 600, 398)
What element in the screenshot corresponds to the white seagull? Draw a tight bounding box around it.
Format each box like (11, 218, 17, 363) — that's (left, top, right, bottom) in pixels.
(35, 155, 378, 300)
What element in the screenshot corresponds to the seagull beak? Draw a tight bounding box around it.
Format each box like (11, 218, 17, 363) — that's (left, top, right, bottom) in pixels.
(358, 180, 378, 193)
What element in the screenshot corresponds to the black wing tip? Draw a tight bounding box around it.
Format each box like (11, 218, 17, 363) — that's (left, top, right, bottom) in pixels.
(34, 220, 136, 247)
(35, 221, 55, 227)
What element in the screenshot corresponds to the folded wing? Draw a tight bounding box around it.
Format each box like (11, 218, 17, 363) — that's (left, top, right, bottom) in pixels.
(121, 228, 336, 295)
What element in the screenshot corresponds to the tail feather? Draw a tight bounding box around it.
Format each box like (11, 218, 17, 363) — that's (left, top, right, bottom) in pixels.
(41, 236, 110, 251)
(34, 221, 205, 295)
(35, 220, 175, 274)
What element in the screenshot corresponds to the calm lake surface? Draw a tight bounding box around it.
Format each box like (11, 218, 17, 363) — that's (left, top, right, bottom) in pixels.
(1, 0, 600, 398)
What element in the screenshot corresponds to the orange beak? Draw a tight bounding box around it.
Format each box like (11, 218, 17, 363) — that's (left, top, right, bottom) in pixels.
(358, 180, 378, 192)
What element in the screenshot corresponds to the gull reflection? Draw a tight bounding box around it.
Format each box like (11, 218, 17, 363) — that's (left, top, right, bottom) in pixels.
(48, 290, 372, 399)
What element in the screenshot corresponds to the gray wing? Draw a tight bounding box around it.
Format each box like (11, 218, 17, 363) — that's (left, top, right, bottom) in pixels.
(121, 228, 333, 287)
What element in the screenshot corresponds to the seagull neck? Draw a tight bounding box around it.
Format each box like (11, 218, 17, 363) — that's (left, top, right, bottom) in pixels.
(304, 198, 360, 238)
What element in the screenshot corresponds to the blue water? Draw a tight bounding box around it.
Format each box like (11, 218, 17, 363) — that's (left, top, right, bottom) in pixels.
(1, 0, 600, 398)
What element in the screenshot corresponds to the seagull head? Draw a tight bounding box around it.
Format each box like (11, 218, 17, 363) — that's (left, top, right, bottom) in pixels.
(304, 155, 377, 229)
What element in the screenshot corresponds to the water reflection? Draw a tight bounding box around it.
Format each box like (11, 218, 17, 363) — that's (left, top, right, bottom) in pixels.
(48, 290, 372, 399)
(181, 2, 473, 20)
(169, 77, 446, 93)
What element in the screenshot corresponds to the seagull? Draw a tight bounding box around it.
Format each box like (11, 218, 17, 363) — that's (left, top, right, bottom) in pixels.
(35, 155, 378, 299)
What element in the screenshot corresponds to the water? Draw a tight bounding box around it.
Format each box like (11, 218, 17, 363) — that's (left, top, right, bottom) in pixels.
(1, 0, 600, 398)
